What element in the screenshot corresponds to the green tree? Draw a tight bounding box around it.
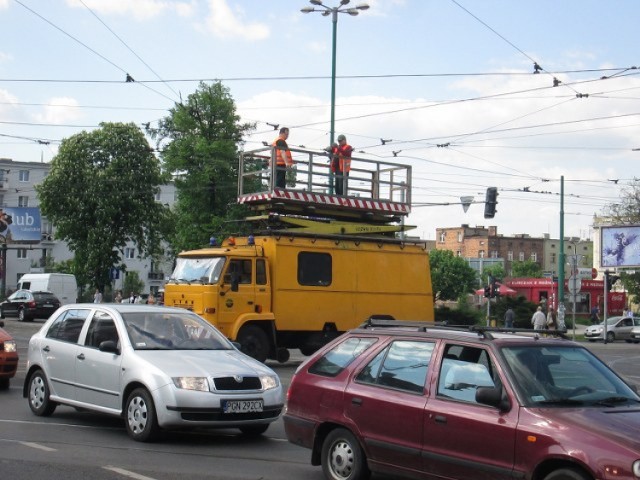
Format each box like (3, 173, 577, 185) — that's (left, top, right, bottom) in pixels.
(481, 264, 506, 285)
(511, 260, 543, 278)
(36, 122, 168, 292)
(148, 82, 255, 252)
(122, 271, 145, 297)
(621, 271, 640, 308)
(429, 249, 478, 301)
(603, 178, 640, 223)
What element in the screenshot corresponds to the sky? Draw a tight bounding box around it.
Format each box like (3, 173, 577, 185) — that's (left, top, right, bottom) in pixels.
(1, 0, 639, 241)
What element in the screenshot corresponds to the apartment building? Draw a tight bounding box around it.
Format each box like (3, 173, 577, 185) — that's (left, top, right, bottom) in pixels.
(0, 158, 176, 296)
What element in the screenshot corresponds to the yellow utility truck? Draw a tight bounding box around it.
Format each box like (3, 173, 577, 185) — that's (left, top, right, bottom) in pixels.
(164, 146, 434, 362)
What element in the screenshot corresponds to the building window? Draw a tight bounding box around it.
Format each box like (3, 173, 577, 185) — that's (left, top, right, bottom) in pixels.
(550, 253, 556, 264)
(439, 231, 446, 242)
(0, 193, 4, 206)
(551, 244, 556, 249)
(457, 232, 463, 242)
(479, 250, 485, 258)
(480, 241, 485, 246)
(519, 252, 525, 261)
(17, 248, 28, 259)
(154, 192, 161, 201)
(125, 247, 135, 259)
(507, 251, 513, 261)
(491, 250, 498, 258)
(18, 196, 29, 207)
(19, 170, 29, 182)
(531, 252, 537, 262)
(456, 250, 461, 257)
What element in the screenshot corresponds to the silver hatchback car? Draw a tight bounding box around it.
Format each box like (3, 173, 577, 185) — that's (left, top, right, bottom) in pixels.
(24, 304, 283, 442)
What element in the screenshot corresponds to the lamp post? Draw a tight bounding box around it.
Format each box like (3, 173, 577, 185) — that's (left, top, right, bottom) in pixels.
(301, 0, 369, 193)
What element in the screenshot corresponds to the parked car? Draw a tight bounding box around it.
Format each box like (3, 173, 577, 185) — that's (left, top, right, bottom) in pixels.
(584, 316, 640, 342)
(0, 320, 18, 390)
(0, 290, 61, 322)
(284, 319, 640, 480)
(24, 304, 283, 442)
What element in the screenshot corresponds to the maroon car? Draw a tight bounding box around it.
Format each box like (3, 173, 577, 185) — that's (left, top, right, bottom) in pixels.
(284, 320, 640, 480)
(0, 320, 18, 389)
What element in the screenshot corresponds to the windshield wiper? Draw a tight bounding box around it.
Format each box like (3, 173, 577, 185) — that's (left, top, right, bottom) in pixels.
(536, 398, 584, 406)
(594, 396, 640, 407)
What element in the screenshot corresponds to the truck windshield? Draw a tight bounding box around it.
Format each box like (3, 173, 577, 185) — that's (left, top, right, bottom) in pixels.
(170, 257, 225, 284)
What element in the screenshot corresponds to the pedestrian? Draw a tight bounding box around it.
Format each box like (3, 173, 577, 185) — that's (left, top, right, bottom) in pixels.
(271, 127, 293, 189)
(114, 290, 123, 303)
(147, 293, 155, 305)
(531, 306, 547, 331)
(135, 293, 144, 304)
(546, 309, 557, 330)
(127, 292, 136, 304)
(330, 134, 353, 196)
(590, 305, 600, 325)
(504, 307, 515, 329)
(93, 288, 102, 304)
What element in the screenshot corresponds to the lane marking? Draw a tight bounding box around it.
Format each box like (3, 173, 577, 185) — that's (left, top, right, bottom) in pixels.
(103, 466, 157, 480)
(0, 418, 121, 430)
(19, 441, 57, 452)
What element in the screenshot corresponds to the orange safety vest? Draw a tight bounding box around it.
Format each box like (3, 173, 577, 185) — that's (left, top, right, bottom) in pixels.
(330, 144, 352, 173)
(271, 137, 293, 167)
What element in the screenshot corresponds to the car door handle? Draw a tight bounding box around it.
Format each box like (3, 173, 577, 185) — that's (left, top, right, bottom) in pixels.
(42, 346, 50, 353)
(77, 353, 85, 360)
(351, 397, 363, 406)
(434, 415, 447, 424)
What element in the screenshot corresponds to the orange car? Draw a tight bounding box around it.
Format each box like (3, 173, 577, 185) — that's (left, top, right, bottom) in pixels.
(0, 320, 18, 389)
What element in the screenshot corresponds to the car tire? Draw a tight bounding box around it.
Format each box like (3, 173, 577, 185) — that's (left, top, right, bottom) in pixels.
(321, 428, 370, 480)
(125, 388, 160, 442)
(28, 370, 57, 416)
(606, 331, 615, 343)
(239, 424, 270, 436)
(543, 467, 590, 480)
(17, 308, 24, 322)
(237, 325, 270, 363)
(0, 377, 9, 390)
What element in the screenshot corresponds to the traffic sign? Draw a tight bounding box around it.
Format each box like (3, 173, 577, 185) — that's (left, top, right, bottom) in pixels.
(568, 275, 581, 294)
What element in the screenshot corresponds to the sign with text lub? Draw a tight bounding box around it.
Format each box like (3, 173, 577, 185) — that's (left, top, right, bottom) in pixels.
(0, 207, 42, 244)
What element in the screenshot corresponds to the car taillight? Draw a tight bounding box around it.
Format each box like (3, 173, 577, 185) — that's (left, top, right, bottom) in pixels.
(27, 301, 36, 308)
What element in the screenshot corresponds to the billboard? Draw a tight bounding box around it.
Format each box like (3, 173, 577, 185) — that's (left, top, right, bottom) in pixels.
(0, 207, 42, 244)
(601, 225, 640, 268)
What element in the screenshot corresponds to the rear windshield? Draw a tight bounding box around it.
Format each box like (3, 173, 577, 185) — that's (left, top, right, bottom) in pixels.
(33, 292, 58, 301)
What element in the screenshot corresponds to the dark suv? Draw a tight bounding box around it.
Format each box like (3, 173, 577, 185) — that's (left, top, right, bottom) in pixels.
(284, 319, 640, 480)
(0, 290, 61, 322)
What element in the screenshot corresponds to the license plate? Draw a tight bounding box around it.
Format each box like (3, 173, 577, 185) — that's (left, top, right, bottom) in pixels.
(222, 399, 263, 414)
(43, 304, 53, 308)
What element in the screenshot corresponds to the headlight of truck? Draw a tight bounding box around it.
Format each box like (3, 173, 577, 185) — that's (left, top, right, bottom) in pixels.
(633, 459, 640, 477)
(172, 377, 210, 391)
(3, 340, 16, 353)
(260, 375, 279, 390)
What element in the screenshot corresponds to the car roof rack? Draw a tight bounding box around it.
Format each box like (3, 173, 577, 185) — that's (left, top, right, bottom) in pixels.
(360, 318, 572, 341)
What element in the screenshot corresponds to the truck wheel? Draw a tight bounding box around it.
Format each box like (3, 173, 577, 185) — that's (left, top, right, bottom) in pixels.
(237, 325, 270, 363)
(276, 348, 290, 363)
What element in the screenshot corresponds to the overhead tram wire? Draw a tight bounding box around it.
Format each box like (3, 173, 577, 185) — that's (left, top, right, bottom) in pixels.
(78, 0, 181, 103)
(13, 0, 176, 104)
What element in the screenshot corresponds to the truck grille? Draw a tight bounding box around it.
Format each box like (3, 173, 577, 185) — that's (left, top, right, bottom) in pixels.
(213, 376, 261, 391)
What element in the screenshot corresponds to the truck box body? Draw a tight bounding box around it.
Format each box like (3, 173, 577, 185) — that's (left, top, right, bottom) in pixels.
(165, 235, 434, 360)
(17, 273, 78, 305)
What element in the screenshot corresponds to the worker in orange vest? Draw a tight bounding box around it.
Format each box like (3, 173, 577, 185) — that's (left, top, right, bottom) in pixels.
(330, 134, 353, 195)
(271, 127, 293, 189)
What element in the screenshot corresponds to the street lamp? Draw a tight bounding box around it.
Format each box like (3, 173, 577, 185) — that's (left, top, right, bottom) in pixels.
(301, 0, 369, 193)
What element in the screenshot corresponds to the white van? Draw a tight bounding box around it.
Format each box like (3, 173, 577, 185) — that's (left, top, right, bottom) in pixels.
(17, 273, 78, 305)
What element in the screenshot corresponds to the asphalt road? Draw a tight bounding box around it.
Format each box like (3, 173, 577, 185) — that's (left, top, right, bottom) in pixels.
(2, 318, 639, 480)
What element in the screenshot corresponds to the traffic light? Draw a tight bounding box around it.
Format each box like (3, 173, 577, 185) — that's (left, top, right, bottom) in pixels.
(484, 286, 491, 298)
(484, 187, 498, 219)
(605, 272, 620, 292)
(494, 286, 500, 298)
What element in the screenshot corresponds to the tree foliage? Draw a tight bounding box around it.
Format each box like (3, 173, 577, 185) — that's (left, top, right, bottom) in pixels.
(429, 249, 478, 301)
(36, 122, 168, 291)
(148, 82, 255, 252)
(603, 178, 640, 223)
(511, 259, 543, 278)
(122, 271, 145, 297)
(481, 264, 506, 284)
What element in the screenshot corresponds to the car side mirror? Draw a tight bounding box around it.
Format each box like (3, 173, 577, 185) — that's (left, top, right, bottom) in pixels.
(99, 340, 120, 354)
(476, 386, 510, 411)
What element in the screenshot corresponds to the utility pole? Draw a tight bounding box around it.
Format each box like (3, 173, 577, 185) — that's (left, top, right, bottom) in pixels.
(557, 175, 566, 329)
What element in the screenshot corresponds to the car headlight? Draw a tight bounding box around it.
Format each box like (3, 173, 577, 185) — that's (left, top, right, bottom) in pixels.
(3, 340, 16, 353)
(633, 459, 640, 477)
(172, 377, 210, 392)
(260, 375, 279, 390)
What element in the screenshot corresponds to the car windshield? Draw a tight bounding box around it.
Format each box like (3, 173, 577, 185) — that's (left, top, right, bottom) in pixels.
(503, 345, 640, 407)
(122, 311, 233, 351)
(169, 257, 225, 284)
